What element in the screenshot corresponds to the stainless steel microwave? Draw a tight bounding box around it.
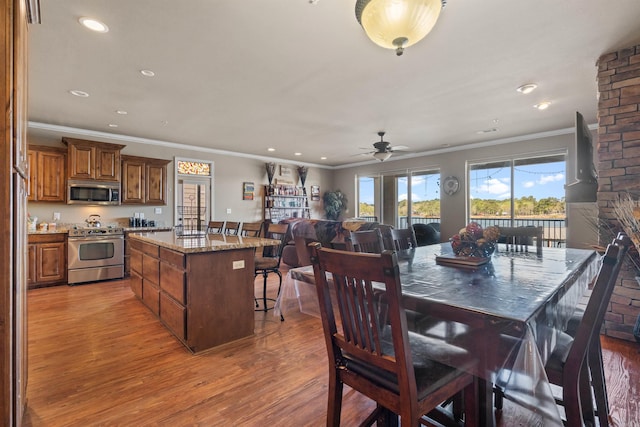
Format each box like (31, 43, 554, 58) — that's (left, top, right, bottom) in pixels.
(67, 180, 121, 205)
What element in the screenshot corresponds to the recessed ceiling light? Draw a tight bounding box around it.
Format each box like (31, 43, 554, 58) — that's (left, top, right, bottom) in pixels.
(534, 101, 551, 110)
(79, 17, 109, 33)
(140, 69, 155, 77)
(108, 124, 118, 128)
(116, 110, 128, 115)
(516, 83, 538, 94)
(267, 148, 275, 152)
(320, 156, 327, 160)
(69, 90, 89, 97)
(294, 152, 302, 156)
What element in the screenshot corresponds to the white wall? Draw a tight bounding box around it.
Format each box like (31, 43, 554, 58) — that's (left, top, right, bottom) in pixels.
(26, 128, 333, 228)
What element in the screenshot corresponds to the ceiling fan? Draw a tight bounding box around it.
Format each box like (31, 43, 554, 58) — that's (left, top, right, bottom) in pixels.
(363, 131, 409, 161)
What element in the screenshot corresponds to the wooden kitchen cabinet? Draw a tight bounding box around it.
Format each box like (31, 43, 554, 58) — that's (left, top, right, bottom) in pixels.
(27, 233, 67, 289)
(28, 145, 66, 202)
(121, 155, 170, 205)
(63, 137, 125, 181)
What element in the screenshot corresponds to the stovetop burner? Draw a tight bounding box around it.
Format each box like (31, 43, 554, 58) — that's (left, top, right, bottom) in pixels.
(68, 226, 124, 237)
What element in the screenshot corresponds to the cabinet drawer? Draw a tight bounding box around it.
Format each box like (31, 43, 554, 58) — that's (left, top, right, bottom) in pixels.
(130, 272, 142, 299)
(160, 247, 185, 268)
(128, 239, 142, 252)
(130, 249, 143, 275)
(160, 293, 186, 341)
(28, 233, 66, 244)
(142, 254, 159, 285)
(142, 280, 160, 316)
(160, 263, 186, 304)
(140, 241, 159, 257)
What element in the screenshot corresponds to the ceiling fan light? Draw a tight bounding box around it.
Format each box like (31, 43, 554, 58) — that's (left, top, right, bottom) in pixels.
(355, 0, 444, 56)
(373, 151, 392, 161)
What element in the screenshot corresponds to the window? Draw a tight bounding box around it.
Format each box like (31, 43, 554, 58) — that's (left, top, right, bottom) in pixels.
(468, 154, 566, 245)
(357, 169, 440, 227)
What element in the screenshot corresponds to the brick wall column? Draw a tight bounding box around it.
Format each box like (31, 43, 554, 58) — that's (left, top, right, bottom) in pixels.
(597, 44, 640, 341)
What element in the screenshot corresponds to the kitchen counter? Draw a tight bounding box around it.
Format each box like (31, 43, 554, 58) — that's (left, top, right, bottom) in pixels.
(28, 229, 68, 235)
(127, 231, 279, 254)
(127, 231, 280, 353)
(122, 226, 173, 232)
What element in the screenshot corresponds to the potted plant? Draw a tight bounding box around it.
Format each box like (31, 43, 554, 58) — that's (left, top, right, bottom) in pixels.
(322, 189, 348, 220)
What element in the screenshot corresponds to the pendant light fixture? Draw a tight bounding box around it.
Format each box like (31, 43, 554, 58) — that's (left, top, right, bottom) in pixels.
(355, 0, 446, 56)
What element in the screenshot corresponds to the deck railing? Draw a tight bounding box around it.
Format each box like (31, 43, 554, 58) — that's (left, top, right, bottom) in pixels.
(396, 216, 566, 247)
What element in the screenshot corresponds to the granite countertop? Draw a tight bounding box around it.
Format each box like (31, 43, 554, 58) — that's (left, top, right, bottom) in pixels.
(128, 230, 280, 254)
(122, 226, 173, 232)
(28, 229, 69, 235)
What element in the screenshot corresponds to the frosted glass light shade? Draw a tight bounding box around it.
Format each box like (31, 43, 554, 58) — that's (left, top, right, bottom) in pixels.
(373, 151, 392, 161)
(355, 0, 444, 55)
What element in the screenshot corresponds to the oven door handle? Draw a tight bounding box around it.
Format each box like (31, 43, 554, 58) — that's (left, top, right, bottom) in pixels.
(68, 235, 124, 243)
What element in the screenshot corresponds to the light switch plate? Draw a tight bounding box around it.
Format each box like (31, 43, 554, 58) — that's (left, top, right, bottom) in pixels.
(226, 208, 232, 214)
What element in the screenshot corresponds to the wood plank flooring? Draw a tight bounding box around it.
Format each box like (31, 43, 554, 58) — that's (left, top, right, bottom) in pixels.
(23, 269, 640, 426)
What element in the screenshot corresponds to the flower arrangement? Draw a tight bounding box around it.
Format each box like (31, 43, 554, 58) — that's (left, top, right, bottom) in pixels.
(450, 221, 501, 258)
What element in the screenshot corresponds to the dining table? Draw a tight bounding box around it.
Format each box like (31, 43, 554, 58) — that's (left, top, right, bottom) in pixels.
(276, 243, 600, 426)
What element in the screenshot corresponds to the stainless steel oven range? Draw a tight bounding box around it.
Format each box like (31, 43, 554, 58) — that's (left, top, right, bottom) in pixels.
(68, 227, 124, 285)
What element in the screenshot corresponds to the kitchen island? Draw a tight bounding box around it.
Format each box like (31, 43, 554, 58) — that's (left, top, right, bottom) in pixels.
(128, 231, 280, 353)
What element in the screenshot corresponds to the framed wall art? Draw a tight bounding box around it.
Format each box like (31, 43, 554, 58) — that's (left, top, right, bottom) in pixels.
(243, 182, 254, 200)
(311, 185, 320, 201)
(279, 165, 292, 177)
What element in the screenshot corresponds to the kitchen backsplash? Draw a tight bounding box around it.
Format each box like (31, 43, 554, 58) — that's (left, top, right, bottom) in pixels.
(27, 204, 172, 228)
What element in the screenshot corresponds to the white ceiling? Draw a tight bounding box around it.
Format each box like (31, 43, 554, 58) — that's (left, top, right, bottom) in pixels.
(28, 0, 640, 167)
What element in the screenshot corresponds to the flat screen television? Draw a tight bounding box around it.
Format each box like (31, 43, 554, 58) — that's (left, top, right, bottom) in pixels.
(565, 111, 597, 202)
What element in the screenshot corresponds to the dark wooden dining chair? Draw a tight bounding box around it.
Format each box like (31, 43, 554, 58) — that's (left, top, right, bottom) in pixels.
(348, 228, 385, 253)
(240, 221, 263, 237)
(391, 227, 418, 251)
(206, 220, 225, 234)
(563, 232, 631, 427)
(254, 222, 288, 321)
(497, 226, 543, 255)
(223, 221, 240, 235)
(309, 244, 479, 427)
(494, 237, 628, 426)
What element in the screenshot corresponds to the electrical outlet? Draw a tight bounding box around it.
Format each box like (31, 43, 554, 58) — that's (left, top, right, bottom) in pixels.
(53, 212, 60, 220)
(232, 260, 245, 270)
(154, 207, 162, 214)
(226, 208, 232, 214)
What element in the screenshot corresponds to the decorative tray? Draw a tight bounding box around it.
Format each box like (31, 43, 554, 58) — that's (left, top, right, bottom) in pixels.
(435, 254, 491, 267)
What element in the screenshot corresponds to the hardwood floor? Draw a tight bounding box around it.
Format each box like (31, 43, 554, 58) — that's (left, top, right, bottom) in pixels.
(23, 268, 640, 426)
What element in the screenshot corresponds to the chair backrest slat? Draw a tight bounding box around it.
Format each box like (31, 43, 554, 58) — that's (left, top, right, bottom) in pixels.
(207, 220, 224, 234)
(498, 226, 543, 255)
(241, 221, 263, 237)
(391, 227, 418, 251)
(224, 221, 240, 235)
(311, 244, 412, 376)
(349, 228, 386, 254)
(566, 233, 630, 379)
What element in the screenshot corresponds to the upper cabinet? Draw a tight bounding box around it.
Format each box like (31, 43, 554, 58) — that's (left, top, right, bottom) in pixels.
(28, 145, 66, 202)
(63, 137, 125, 182)
(121, 155, 171, 205)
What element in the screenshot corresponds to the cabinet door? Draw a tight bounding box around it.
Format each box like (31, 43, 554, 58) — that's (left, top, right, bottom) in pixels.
(27, 244, 36, 286)
(27, 150, 36, 201)
(95, 147, 121, 181)
(37, 150, 66, 202)
(36, 242, 66, 283)
(146, 162, 167, 205)
(68, 143, 95, 179)
(122, 159, 145, 204)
